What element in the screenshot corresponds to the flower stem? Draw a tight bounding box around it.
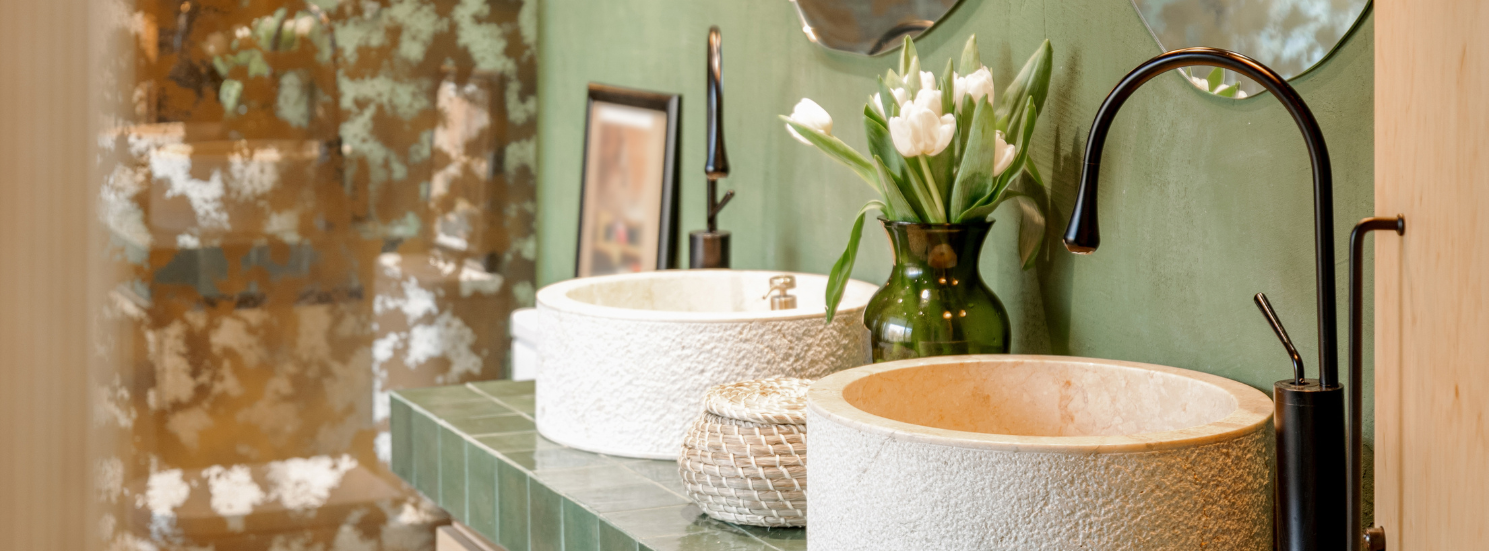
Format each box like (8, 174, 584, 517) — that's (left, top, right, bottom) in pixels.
(902, 156, 941, 223)
(918, 155, 948, 222)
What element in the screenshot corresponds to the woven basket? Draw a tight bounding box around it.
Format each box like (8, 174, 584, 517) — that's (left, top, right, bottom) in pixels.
(689, 492, 807, 512)
(682, 447, 806, 468)
(680, 462, 807, 490)
(679, 456, 806, 480)
(684, 482, 807, 502)
(678, 377, 813, 528)
(695, 509, 804, 528)
(697, 501, 807, 518)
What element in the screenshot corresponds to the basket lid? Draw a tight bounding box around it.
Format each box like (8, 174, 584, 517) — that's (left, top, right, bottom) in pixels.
(703, 377, 812, 425)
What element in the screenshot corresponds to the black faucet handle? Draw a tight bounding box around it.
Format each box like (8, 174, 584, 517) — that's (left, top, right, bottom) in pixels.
(1254, 292, 1307, 384)
(710, 188, 734, 218)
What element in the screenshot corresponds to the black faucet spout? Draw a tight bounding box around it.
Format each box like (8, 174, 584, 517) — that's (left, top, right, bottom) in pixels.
(1063, 47, 1339, 388)
(704, 26, 732, 234)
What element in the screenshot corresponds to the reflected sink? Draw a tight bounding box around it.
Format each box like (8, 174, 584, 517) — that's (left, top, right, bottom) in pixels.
(807, 355, 1274, 550)
(536, 270, 877, 459)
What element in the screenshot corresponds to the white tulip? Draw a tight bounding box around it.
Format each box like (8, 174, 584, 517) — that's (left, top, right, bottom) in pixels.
(991, 130, 1016, 177)
(869, 87, 910, 117)
(919, 70, 938, 93)
(888, 88, 956, 158)
(785, 98, 834, 145)
(954, 67, 996, 109)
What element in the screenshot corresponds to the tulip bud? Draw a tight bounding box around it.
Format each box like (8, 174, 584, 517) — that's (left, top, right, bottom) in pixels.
(785, 98, 834, 144)
(954, 67, 996, 110)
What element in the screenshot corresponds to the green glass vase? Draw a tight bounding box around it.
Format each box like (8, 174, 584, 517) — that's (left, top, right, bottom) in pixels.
(863, 218, 1011, 361)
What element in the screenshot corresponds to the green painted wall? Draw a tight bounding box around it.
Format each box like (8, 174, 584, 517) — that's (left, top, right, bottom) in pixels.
(536, 1, 1375, 437)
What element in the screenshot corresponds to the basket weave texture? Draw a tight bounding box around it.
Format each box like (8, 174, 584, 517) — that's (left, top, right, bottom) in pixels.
(678, 377, 812, 527)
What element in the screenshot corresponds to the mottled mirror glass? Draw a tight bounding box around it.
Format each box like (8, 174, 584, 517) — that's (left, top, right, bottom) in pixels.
(789, 0, 963, 56)
(1131, 0, 1371, 97)
(91, 0, 537, 548)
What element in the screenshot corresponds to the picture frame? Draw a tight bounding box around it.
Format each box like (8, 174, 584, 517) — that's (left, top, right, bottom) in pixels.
(575, 83, 681, 278)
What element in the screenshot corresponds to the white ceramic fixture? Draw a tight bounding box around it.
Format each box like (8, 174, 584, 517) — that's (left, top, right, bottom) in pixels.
(536, 270, 876, 459)
(808, 355, 1275, 551)
(508, 307, 541, 381)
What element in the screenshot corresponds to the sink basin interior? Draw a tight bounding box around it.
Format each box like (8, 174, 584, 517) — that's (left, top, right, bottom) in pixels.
(559, 270, 873, 315)
(843, 359, 1240, 437)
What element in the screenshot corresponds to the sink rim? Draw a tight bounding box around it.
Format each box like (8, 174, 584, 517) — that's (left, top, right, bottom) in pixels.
(536, 269, 878, 323)
(808, 354, 1274, 454)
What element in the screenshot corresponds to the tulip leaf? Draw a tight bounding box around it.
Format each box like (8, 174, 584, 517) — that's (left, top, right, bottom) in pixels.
(898, 35, 917, 76)
(955, 96, 976, 166)
(865, 115, 922, 220)
(957, 96, 1038, 222)
(959, 35, 981, 74)
(985, 97, 1041, 210)
(948, 99, 1000, 221)
(885, 69, 900, 90)
(903, 153, 946, 222)
(892, 166, 931, 222)
(877, 77, 898, 118)
(864, 102, 886, 128)
(997, 39, 1053, 138)
(825, 201, 884, 323)
(864, 116, 923, 221)
(1025, 154, 1049, 192)
(874, 110, 939, 222)
(781, 116, 878, 192)
(1015, 195, 1046, 269)
(941, 57, 956, 117)
(989, 173, 1050, 270)
(1216, 84, 1238, 98)
(904, 55, 922, 95)
(1207, 67, 1224, 93)
(930, 144, 956, 210)
(957, 202, 997, 222)
(875, 155, 920, 223)
(864, 115, 903, 175)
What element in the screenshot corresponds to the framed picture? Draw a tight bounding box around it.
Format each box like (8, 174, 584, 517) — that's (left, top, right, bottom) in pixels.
(575, 84, 681, 277)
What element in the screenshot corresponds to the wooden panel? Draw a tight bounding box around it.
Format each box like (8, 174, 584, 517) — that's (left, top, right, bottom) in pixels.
(0, 0, 94, 547)
(1375, 0, 1489, 548)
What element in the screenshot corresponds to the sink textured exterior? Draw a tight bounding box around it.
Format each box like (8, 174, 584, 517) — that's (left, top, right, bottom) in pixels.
(807, 355, 1274, 550)
(537, 270, 875, 459)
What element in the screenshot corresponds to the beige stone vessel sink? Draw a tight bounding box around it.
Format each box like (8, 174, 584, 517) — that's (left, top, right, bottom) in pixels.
(807, 355, 1275, 550)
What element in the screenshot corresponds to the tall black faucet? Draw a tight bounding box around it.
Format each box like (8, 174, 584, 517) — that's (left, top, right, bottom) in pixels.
(1062, 48, 1351, 551)
(690, 26, 734, 269)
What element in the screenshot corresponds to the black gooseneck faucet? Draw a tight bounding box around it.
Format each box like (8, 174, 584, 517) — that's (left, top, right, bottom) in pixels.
(1062, 47, 1357, 551)
(690, 26, 735, 269)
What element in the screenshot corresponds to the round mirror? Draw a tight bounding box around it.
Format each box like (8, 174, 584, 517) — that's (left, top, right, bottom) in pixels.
(789, 0, 964, 56)
(1130, 0, 1372, 98)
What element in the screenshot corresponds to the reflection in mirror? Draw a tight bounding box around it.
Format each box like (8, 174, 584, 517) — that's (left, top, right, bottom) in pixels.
(1130, 0, 1371, 97)
(789, 0, 963, 56)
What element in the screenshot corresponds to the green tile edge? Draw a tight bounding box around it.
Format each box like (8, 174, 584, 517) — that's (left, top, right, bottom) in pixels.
(390, 383, 795, 551)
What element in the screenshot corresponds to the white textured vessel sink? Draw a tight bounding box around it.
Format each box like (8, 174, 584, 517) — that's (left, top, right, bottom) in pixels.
(536, 270, 876, 459)
(808, 355, 1274, 550)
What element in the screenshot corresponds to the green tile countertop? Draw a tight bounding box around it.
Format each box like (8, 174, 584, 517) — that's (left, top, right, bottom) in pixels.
(391, 381, 807, 551)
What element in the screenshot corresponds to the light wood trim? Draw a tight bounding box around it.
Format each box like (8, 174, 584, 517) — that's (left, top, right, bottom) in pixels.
(1375, 0, 1489, 547)
(0, 0, 97, 547)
